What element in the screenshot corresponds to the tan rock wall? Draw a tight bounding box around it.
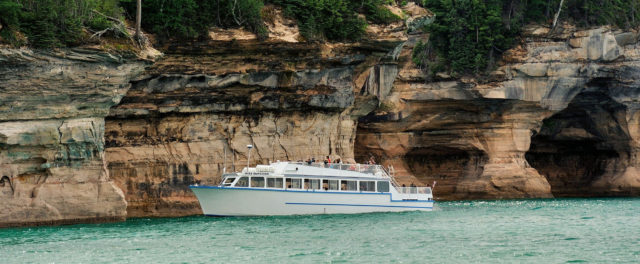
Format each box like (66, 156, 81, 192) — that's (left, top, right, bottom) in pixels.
(356, 25, 640, 200)
(0, 49, 146, 227)
(105, 112, 355, 217)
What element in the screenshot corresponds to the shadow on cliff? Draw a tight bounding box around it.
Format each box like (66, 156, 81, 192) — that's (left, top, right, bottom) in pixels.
(404, 146, 488, 199)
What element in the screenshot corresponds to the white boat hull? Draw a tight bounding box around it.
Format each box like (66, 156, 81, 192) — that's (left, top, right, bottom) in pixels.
(190, 186, 433, 216)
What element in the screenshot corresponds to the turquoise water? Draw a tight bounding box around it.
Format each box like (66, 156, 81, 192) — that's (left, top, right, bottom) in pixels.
(1, 198, 639, 263)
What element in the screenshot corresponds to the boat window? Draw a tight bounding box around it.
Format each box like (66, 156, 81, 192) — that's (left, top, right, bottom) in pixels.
(286, 178, 302, 189)
(377, 181, 390, 192)
(328, 180, 339, 190)
(359, 181, 375, 192)
(322, 180, 329, 190)
(341, 180, 357, 191)
(304, 179, 310, 189)
(267, 178, 283, 188)
(310, 179, 321, 190)
(236, 177, 249, 187)
(223, 177, 236, 184)
(251, 177, 265, 188)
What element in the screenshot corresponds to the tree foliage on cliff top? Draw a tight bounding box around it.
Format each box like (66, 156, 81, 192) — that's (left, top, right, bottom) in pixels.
(122, 0, 400, 42)
(267, 0, 401, 41)
(419, 0, 640, 76)
(119, 0, 267, 40)
(0, 0, 401, 47)
(0, 0, 125, 48)
(526, 0, 640, 29)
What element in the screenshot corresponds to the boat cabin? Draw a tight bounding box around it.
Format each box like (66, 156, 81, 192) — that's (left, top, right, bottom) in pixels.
(218, 162, 432, 199)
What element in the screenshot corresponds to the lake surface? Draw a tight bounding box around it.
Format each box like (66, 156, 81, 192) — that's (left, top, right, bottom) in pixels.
(1, 198, 639, 263)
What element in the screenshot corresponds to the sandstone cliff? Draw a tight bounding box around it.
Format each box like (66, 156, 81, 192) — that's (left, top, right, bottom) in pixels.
(3, 3, 640, 227)
(356, 24, 640, 199)
(104, 40, 405, 216)
(0, 48, 148, 227)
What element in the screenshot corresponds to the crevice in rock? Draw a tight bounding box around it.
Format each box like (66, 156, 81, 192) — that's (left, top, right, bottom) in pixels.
(0, 175, 14, 195)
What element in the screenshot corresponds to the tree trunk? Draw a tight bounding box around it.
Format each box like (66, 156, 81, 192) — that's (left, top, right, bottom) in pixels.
(135, 0, 142, 40)
(551, 0, 564, 29)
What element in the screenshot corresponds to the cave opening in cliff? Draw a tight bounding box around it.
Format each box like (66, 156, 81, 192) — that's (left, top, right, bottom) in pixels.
(526, 85, 631, 197)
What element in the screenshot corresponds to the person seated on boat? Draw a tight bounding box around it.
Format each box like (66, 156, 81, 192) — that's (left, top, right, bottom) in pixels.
(368, 156, 376, 165)
(324, 156, 331, 168)
(306, 158, 312, 165)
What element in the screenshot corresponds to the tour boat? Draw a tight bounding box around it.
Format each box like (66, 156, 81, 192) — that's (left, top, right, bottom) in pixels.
(190, 161, 434, 216)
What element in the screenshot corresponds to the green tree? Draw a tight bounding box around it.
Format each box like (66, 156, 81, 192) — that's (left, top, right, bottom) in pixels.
(2, 0, 124, 48)
(525, 0, 640, 29)
(270, 0, 368, 41)
(121, 0, 267, 40)
(424, 0, 519, 74)
(0, 0, 22, 44)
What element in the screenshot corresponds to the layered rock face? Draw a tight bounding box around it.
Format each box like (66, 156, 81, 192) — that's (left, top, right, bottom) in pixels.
(519, 27, 640, 197)
(3, 7, 640, 227)
(104, 40, 402, 217)
(356, 25, 640, 199)
(0, 49, 146, 227)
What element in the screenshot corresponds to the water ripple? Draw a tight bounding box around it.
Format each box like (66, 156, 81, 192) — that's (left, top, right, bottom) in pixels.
(0, 198, 638, 263)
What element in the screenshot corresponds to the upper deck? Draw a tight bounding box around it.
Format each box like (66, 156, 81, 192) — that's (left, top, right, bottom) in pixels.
(212, 161, 432, 200)
(238, 162, 393, 181)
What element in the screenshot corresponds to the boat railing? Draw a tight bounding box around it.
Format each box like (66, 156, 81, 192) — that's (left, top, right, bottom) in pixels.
(380, 165, 401, 187)
(396, 187, 432, 195)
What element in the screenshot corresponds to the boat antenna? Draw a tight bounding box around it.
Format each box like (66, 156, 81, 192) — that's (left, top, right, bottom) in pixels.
(247, 144, 253, 169)
(223, 143, 227, 174)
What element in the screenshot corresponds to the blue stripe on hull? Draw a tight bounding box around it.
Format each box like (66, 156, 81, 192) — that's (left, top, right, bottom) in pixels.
(285, 202, 432, 209)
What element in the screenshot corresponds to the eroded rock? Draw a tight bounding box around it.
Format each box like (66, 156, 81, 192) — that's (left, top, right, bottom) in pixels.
(0, 49, 146, 227)
(356, 25, 640, 199)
